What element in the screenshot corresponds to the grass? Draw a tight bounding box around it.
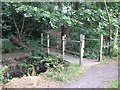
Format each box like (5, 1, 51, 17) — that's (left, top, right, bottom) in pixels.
(42, 63, 83, 82)
(107, 80, 119, 88)
(99, 55, 118, 65)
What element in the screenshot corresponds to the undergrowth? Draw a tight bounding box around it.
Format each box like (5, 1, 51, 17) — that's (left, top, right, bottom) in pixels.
(2, 39, 27, 53)
(42, 63, 81, 82)
(1, 49, 82, 84)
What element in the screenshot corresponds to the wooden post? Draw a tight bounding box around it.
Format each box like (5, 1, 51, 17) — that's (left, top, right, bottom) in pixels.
(47, 34, 50, 54)
(56, 34, 58, 50)
(41, 33, 43, 50)
(62, 35, 65, 60)
(79, 34, 85, 66)
(99, 34, 103, 61)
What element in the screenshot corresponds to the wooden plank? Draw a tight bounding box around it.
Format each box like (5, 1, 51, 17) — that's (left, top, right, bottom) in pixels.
(47, 34, 50, 54)
(99, 34, 103, 62)
(41, 33, 43, 50)
(84, 48, 100, 52)
(85, 38, 99, 41)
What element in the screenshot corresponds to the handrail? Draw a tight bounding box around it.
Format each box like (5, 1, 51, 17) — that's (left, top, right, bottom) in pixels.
(84, 48, 100, 52)
(85, 38, 99, 41)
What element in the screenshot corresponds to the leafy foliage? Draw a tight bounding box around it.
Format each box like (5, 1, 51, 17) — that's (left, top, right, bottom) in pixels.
(2, 39, 26, 53)
(2, 2, 119, 58)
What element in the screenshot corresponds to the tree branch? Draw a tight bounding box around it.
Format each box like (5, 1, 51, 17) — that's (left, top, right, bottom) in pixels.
(21, 16, 25, 34)
(13, 17, 21, 40)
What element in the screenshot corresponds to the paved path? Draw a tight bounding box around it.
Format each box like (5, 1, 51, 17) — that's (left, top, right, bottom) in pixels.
(59, 61, 118, 88)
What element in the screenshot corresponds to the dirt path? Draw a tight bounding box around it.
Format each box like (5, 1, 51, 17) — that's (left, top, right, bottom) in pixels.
(3, 76, 62, 88)
(59, 61, 118, 88)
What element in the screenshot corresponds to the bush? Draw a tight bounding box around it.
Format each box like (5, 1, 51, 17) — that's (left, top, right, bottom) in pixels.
(41, 53, 81, 82)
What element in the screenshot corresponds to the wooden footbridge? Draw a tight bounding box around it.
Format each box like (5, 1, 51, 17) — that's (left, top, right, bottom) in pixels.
(40, 31, 103, 66)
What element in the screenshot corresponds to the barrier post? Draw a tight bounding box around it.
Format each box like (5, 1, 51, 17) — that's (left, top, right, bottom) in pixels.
(47, 34, 50, 54)
(79, 34, 85, 66)
(99, 34, 103, 61)
(62, 35, 65, 60)
(41, 33, 43, 50)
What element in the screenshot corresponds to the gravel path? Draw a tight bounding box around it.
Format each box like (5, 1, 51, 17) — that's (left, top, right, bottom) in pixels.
(59, 61, 118, 88)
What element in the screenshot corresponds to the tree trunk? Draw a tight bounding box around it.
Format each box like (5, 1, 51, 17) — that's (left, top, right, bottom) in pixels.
(73, 2, 80, 10)
(113, 8, 120, 55)
(104, 0, 112, 56)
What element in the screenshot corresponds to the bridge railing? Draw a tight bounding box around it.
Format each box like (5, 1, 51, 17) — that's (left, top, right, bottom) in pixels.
(40, 33, 103, 66)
